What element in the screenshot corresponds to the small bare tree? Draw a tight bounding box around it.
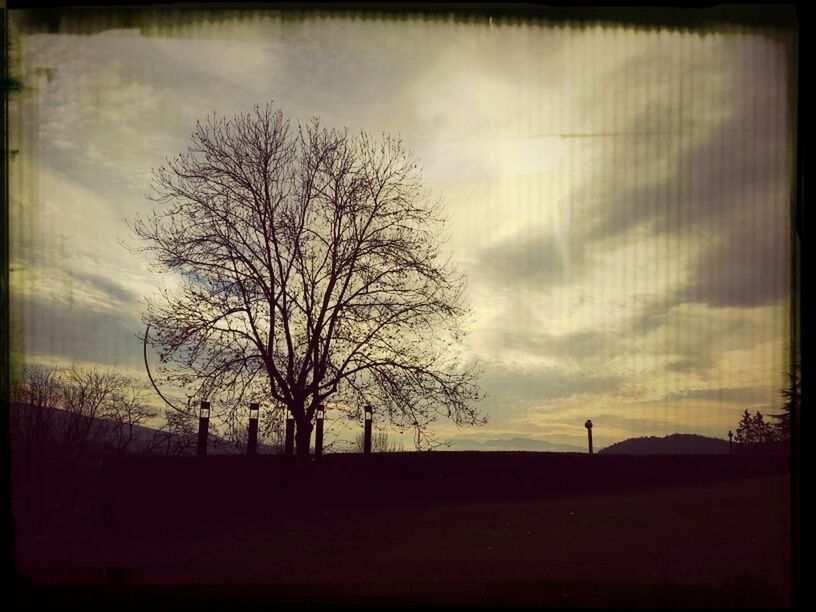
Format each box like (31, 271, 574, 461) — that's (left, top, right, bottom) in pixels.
(11, 366, 63, 521)
(256, 406, 286, 454)
(132, 103, 485, 454)
(12, 365, 161, 458)
(106, 384, 158, 455)
(58, 368, 118, 456)
(355, 429, 404, 453)
(11, 365, 156, 531)
(11, 366, 61, 459)
(162, 409, 198, 455)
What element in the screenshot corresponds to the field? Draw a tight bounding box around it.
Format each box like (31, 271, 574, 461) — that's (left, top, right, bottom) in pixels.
(13, 453, 792, 608)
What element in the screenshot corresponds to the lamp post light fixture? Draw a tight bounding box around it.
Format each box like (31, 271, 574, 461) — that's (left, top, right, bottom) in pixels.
(197, 401, 210, 456)
(247, 403, 259, 456)
(584, 419, 593, 454)
(363, 405, 373, 454)
(315, 404, 325, 459)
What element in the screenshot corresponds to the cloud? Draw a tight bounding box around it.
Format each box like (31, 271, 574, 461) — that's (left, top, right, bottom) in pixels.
(421, 136, 567, 181)
(475, 225, 584, 290)
(485, 327, 622, 365)
(663, 386, 778, 405)
(566, 32, 791, 311)
(480, 365, 622, 405)
(678, 222, 790, 308)
(620, 301, 784, 380)
(9, 166, 156, 309)
(71, 270, 140, 305)
(11, 293, 145, 371)
(447, 436, 584, 452)
(465, 31, 791, 320)
(625, 296, 673, 336)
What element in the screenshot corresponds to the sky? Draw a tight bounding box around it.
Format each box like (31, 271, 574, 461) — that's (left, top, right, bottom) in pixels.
(8, 10, 797, 450)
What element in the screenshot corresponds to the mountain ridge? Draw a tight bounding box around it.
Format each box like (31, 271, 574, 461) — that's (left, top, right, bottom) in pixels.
(599, 433, 730, 455)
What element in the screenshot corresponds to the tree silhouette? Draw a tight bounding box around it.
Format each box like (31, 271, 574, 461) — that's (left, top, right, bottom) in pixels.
(131, 103, 485, 453)
(734, 409, 774, 445)
(10, 365, 160, 529)
(734, 409, 755, 444)
(751, 411, 774, 443)
(355, 429, 404, 453)
(771, 364, 799, 442)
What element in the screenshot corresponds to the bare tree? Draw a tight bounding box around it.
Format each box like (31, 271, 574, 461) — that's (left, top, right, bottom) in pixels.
(57, 367, 133, 463)
(11, 365, 152, 530)
(319, 414, 356, 454)
(161, 409, 198, 455)
(355, 429, 404, 453)
(131, 103, 485, 453)
(106, 384, 158, 455)
(11, 366, 63, 517)
(12, 365, 161, 458)
(11, 366, 61, 457)
(256, 405, 286, 454)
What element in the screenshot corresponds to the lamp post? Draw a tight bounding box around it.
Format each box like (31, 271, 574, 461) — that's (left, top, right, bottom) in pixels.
(247, 403, 259, 456)
(364, 405, 373, 454)
(284, 408, 295, 455)
(585, 419, 593, 454)
(315, 404, 325, 459)
(197, 401, 210, 456)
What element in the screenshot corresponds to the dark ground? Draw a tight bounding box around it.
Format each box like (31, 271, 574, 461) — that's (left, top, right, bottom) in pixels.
(11, 453, 792, 608)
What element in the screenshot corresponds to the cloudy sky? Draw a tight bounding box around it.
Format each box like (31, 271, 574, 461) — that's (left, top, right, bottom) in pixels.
(8, 10, 796, 450)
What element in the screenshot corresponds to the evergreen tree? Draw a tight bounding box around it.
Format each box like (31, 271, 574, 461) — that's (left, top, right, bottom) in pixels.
(734, 409, 755, 444)
(752, 411, 774, 443)
(734, 409, 775, 446)
(771, 365, 800, 442)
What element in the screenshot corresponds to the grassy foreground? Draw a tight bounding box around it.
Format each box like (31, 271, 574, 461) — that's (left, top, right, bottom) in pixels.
(15, 469, 790, 607)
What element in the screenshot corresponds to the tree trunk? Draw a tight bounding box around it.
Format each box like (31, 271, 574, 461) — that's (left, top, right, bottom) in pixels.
(295, 419, 313, 456)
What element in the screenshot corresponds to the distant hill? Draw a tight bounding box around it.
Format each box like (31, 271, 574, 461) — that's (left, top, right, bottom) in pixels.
(448, 436, 585, 453)
(599, 433, 730, 455)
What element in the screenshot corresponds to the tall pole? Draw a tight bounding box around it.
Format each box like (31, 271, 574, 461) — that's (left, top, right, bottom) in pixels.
(364, 405, 373, 454)
(247, 403, 259, 456)
(284, 410, 295, 455)
(315, 404, 325, 458)
(585, 419, 593, 454)
(197, 401, 210, 456)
